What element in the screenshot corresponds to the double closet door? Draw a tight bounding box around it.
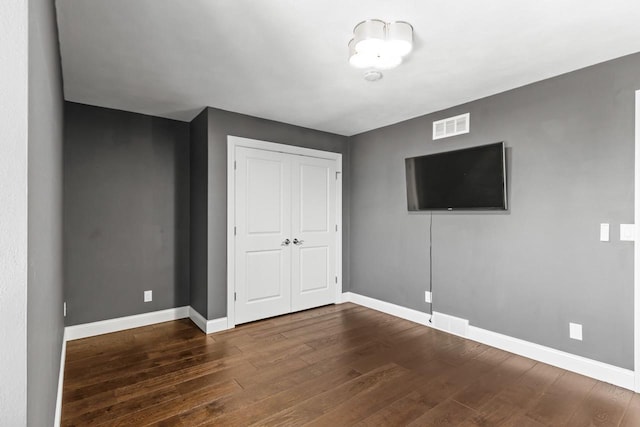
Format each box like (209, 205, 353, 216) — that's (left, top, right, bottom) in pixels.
(234, 146, 338, 325)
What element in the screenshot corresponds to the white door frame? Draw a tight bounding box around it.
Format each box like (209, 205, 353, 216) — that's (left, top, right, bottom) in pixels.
(634, 90, 640, 392)
(226, 135, 343, 329)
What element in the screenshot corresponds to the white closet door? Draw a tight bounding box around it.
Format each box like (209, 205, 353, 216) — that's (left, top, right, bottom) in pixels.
(290, 155, 337, 312)
(234, 147, 292, 324)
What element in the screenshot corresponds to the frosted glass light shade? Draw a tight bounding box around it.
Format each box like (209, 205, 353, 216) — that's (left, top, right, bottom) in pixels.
(353, 19, 386, 55)
(385, 21, 413, 56)
(375, 53, 402, 70)
(348, 19, 413, 72)
(348, 39, 376, 68)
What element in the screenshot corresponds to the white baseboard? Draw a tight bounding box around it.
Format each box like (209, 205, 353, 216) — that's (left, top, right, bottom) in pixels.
(336, 292, 350, 304)
(189, 307, 208, 333)
(188, 307, 229, 334)
(345, 292, 634, 391)
(64, 306, 231, 342)
(429, 309, 634, 391)
(56, 306, 229, 425)
(467, 324, 635, 391)
(342, 292, 431, 326)
(54, 329, 67, 427)
(65, 306, 190, 341)
(59, 296, 635, 393)
(432, 311, 469, 337)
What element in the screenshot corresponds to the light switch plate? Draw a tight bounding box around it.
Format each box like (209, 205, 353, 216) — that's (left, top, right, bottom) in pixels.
(600, 223, 609, 242)
(620, 224, 636, 241)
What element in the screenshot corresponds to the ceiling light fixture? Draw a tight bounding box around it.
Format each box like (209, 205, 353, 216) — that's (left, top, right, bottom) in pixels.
(349, 19, 413, 72)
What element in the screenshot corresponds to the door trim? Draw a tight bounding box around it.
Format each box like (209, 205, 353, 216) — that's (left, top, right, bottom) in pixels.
(635, 90, 640, 392)
(227, 136, 343, 329)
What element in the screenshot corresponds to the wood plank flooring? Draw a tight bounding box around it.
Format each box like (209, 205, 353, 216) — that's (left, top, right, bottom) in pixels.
(62, 303, 638, 426)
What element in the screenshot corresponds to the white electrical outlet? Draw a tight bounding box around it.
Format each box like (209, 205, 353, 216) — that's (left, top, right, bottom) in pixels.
(63, 302, 66, 317)
(425, 291, 432, 303)
(569, 322, 582, 341)
(144, 290, 153, 302)
(600, 223, 609, 242)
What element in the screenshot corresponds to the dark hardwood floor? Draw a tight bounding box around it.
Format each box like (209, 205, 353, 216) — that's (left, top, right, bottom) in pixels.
(62, 303, 638, 426)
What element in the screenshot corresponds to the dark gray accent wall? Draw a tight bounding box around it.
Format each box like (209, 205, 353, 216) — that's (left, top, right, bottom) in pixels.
(189, 109, 208, 318)
(64, 102, 190, 325)
(27, 0, 65, 424)
(349, 53, 640, 369)
(200, 107, 350, 319)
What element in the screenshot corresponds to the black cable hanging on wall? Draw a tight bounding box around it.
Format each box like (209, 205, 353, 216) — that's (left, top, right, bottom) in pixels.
(429, 210, 434, 323)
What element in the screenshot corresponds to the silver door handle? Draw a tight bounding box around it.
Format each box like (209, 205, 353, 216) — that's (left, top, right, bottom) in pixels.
(281, 239, 291, 246)
(293, 238, 304, 245)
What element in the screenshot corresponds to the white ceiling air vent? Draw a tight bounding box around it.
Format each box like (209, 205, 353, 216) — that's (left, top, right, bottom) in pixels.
(433, 113, 470, 140)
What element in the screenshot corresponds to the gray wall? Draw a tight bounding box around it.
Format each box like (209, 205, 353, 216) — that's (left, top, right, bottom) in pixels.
(189, 109, 208, 318)
(27, 0, 65, 425)
(64, 102, 190, 325)
(349, 52, 640, 369)
(203, 107, 350, 319)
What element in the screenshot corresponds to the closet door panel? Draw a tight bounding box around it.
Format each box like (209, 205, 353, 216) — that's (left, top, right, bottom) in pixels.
(291, 156, 337, 311)
(234, 147, 292, 324)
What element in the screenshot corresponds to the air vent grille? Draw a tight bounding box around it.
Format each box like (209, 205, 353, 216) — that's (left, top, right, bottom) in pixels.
(432, 113, 470, 140)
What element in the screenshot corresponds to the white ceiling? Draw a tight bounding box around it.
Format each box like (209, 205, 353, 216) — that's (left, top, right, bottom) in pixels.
(56, 0, 640, 136)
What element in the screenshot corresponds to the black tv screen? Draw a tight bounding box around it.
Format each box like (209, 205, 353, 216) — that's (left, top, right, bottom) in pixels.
(405, 142, 507, 211)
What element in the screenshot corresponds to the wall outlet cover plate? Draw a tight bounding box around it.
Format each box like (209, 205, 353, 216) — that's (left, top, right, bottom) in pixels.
(569, 322, 583, 341)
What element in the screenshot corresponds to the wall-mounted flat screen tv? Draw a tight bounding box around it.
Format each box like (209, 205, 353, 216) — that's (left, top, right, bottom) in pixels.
(405, 142, 507, 211)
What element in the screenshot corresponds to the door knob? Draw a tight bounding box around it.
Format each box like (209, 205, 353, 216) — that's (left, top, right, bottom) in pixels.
(281, 239, 291, 246)
(293, 238, 304, 245)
